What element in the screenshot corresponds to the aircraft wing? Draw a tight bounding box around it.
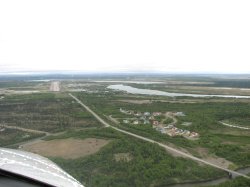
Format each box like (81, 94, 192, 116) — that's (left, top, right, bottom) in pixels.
(0, 148, 84, 187)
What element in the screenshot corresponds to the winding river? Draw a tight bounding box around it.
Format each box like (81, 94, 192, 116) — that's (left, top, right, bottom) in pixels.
(107, 84, 250, 98)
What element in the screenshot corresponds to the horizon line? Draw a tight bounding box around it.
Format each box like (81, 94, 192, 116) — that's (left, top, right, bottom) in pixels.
(0, 70, 250, 76)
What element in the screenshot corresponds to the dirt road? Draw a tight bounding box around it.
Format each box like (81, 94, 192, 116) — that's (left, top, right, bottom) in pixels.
(0, 124, 49, 135)
(165, 112, 178, 125)
(69, 93, 250, 179)
(219, 121, 250, 130)
(50, 81, 60, 92)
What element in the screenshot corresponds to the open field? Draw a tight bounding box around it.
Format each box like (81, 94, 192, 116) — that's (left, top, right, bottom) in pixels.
(22, 138, 110, 159)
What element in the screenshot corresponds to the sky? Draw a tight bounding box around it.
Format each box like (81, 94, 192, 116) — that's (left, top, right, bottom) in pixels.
(0, 0, 250, 74)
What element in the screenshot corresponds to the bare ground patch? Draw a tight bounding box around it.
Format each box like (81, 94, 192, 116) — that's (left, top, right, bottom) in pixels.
(114, 153, 133, 162)
(195, 147, 234, 169)
(22, 138, 110, 159)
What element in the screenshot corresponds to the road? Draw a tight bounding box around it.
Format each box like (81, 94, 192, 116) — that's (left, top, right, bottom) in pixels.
(69, 94, 110, 127)
(165, 112, 178, 125)
(69, 93, 250, 179)
(0, 124, 50, 149)
(50, 81, 60, 92)
(219, 121, 250, 130)
(0, 124, 49, 135)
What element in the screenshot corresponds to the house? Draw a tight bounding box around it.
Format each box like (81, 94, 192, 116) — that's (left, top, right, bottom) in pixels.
(149, 116, 155, 120)
(166, 130, 176, 136)
(120, 108, 132, 115)
(156, 127, 165, 133)
(183, 130, 191, 136)
(166, 124, 174, 129)
(152, 121, 160, 128)
(177, 129, 184, 135)
(133, 120, 139, 125)
(123, 119, 129, 124)
(152, 124, 159, 128)
(144, 112, 151, 116)
(120, 108, 127, 113)
(175, 112, 186, 117)
(190, 132, 199, 138)
(140, 116, 146, 120)
(126, 110, 134, 115)
(153, 112, 162, 116)
(135, 112, 142, 116)
(153, 121, 159, 125)
(144, 120, 150, 125)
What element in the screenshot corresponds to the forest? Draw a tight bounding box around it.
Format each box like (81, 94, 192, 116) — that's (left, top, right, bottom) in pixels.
(74, 92, 250, 168)
(49, 128, 225, 187)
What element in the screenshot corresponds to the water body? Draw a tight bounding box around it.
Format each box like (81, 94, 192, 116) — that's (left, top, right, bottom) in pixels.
(28, 79, 51, 82)
(167, 167, 250, 187)
(108, 84, 250, 98)
(94, 80, 164, 84)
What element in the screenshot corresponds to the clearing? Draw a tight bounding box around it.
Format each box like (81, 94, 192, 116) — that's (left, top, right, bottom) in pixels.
(114, 153, 133, 162)
(21, 138, 110, 159)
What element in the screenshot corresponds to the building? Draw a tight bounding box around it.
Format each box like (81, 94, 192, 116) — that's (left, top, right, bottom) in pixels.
(123, 119, 129, 124)
(166, 124, 174, 129)
(175, 112, 186, 117)
(140, 116, 146, 120)
(149, 116, 155, 120)
(156, 127, 165, 133)
(153, 121, 159, 125)
(135, 112, 142, 116)
(153, 112, 162, 116)
(183, 130, 191, 136)
(120, 108, 133, 115)
(133, 120, 139, 125)
(190, 132, 199, 138)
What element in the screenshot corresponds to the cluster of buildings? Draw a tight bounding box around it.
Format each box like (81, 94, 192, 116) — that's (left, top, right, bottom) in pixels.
(155, 124, 199, 138)
(120, 108, 162, 125)
(119, 108, 199, 139)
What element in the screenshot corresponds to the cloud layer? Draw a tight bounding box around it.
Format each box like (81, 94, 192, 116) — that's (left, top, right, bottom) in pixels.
(0, 0, 250, 73)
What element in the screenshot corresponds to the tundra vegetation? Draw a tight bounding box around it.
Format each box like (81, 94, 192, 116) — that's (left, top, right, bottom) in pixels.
(49, 128, 224, 187)
(0, 76, 250, 186)
(73, 90, 250, 168)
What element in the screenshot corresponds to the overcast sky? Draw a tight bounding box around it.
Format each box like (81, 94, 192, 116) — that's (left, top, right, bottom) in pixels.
(0, 0, 250, 74)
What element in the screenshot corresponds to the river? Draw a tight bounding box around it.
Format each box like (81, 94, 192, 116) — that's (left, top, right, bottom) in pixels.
(107, 84, 250, 98)
(167, 167, 250, 187)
